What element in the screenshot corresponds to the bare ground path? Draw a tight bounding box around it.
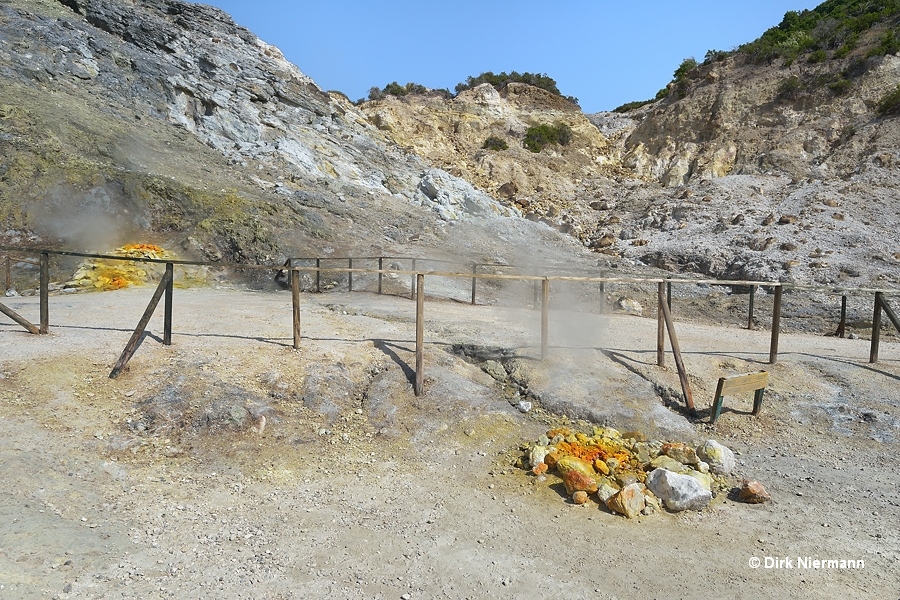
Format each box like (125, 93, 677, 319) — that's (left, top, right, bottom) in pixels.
(0, 286, 898, 599)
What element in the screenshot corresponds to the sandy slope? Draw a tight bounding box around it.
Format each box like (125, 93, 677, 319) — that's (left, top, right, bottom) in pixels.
(0, 283, 898, 599)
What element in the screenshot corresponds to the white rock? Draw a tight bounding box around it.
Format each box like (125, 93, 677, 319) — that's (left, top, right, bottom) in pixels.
(529, 444, 549, 468)
(646, 468, 712, 512)
(517, 401, 532, 413)
(696, 440, 736, 475)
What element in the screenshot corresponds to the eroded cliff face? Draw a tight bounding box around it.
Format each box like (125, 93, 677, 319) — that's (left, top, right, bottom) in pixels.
(0, 0, 519, 269)
(359, 83, 635, 247)
(620, 52, 900, 187)
(357, 48, 900, 287)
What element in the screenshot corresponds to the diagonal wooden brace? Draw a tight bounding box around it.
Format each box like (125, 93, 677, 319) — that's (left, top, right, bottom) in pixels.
(109, 265, 173, 379)
(0, 301, 40, 334)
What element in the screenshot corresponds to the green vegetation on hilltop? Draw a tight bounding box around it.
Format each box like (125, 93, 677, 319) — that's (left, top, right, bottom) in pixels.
(740, 0, 900, 63)
(614, 0, 900, 112)
(455, 71, 579, 106)
(364, 71, 579, 106)
(366, 82, 452, 101)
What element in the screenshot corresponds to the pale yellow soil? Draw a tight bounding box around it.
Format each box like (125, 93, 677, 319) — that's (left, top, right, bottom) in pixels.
(0, 283, 898, 599)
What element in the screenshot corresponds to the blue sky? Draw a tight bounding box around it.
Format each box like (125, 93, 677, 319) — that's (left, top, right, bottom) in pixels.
(201, 1, 822, 113)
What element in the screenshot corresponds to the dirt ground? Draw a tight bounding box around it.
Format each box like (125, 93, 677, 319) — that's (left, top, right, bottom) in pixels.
(0, 280, 898, 599)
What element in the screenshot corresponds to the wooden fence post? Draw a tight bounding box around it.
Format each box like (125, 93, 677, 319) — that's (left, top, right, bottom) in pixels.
(748, 285, 756, 330)
(39, 252, 49, 334)
(415, 273, 425, 396)
(870, 292, 882, 363)
(410, 258, 417, 300)
(836, 295, 847, 338)
(769, 285, 783, 364)
(666, 280, 673, 311)
(470, 263, 477, 305)
(598, 281, 606, 314)
(657, 282, 665, 367)
(291, 265, 301, 350)
(163, 262, 173, 345)
(315, 258, 321, 293)
(541, 278, 549, 360)
(378, 257, 383, 295)
(348, 258, 353, 292)
(658, 283, 696, 416)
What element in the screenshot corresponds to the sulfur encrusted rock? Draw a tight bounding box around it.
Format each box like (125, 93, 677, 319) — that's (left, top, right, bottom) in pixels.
(605, 483, 646, 519)
(696, 440, 736, 475)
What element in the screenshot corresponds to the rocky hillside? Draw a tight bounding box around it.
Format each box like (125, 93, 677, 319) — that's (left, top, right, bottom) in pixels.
(0, 0, 548, 281)
(1, 0, 898, 290)
(355, 3, 900, 288)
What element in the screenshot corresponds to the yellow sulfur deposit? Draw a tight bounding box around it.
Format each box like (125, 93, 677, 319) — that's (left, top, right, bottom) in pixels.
(67, 244, 175, 291)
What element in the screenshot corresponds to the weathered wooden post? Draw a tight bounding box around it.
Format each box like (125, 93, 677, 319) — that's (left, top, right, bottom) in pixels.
(880, 295, 900, 333)
(291, 265, 301, 350)
(748, 285, 757, 330)
(658, 283, 696, 416)
(666, 280, 673, 310)
(348, 258, 353, 292)
(769, 285, 783, 364)
(870, 292, 883, 363)
(410, 258, 417, 300)
(598, 281, 606, 314)
(415, 273, 425, 396)
(39, 251, 49, 334)
(0, 301, 39, 334)
(163, 262, 173, 346)
(315, 258, 321, 293)
(109, 267, 174, 379)
(470, 263, 477, 305)
(836, 294, 847, 338)
(378, 257, 383, 295)
(541, 278, 549, 360)
(657, 282, 665, 367)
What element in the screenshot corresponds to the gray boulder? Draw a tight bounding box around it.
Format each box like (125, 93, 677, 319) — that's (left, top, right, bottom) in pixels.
(696, 440, 736, 475)
(646, 468, 712, 512)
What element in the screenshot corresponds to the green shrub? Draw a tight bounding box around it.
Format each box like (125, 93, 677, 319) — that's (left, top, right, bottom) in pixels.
(613, 98, 656, 113)
(703, 49, 730, 64)
(383, 81, 408, 97)
(808, 49, 828, 63)
(828, 78, 852, 95)
(868, 30, 900, 57)
(777, 76, 803, 100)
(673, 58, 698, 82)
(523, 123, 572, 153)
(482, 135, 508, 151)
(876, 85, 900, 116)
(367, 81, 434, 100)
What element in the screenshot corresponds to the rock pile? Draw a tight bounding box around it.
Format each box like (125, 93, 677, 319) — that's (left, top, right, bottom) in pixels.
(523, 427, 745, 518)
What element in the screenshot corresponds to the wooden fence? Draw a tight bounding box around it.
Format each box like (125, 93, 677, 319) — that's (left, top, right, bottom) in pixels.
(1, 246, 899, 412)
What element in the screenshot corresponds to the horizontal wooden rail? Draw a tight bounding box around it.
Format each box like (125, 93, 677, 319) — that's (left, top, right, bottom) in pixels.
(3, 246, 900, 298)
